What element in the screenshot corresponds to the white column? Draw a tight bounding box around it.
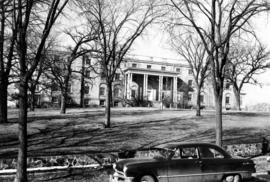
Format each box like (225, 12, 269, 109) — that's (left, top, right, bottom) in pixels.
(129, 73, 133, 99)
(130, 73, 133, 83)
(143, 74, 146, 98)
(143, 74, 148, 99)
(127, 73, 131, 99)
(124, 74, 126, 99)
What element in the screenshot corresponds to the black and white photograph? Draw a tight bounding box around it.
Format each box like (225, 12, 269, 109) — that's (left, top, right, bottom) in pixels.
(1, 0, 270, 181)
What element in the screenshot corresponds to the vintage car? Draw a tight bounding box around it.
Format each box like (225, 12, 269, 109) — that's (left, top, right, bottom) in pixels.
(111, 143, 256, 182)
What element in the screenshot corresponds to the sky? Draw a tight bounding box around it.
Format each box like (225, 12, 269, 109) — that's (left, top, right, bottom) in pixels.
(58, 5, 270, 106)
(130, 15, 270, 107)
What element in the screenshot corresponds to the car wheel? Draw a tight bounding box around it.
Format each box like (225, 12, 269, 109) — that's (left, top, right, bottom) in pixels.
(140, 175, 156, 182)
(233, 174, 242, 182)
(222, 175, 242, 182)
(224, 175, 234, 182)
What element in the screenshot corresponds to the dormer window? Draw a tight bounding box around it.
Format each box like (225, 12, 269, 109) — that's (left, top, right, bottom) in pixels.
(115, 73, 120, 80)
(132, 63, 137, 68)
(161, 66, 166, 71)
(188, 80, 193, 87)
(176, 68, 181, 72)
(84, 85, 90, 94)
(84, 56, 91, 65)
(147, 65, 151, 69)
(225, 82, 230, 89)
(188, 69, 193, 75)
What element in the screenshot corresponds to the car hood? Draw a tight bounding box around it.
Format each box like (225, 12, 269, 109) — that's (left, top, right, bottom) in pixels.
(115, 158, 159, 171)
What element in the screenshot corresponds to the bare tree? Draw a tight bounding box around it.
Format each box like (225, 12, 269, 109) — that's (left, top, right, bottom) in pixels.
(169, 0, 270, 146)
(226, 43, 270, 110)
(28, 35, 56, 111)
(0, 0, 17, 123)
(77, 0, 164, 128)
(170, 34, 209, 116)
(46, 28, 97, 114)
(13, 0, 68, 181)
(79, 55, 99, 108)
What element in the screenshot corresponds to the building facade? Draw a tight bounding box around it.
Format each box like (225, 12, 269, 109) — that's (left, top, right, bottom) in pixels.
(7, 54, 243, 110)
(64, 55, 242, 109)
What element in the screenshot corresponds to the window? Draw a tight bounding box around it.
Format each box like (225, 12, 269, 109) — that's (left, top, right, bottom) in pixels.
(226, 96, 230, 104)
(172, 148, 181, 159)
(67, 84, 72, 93)
(84, 98, 89, 106)
(188, 69, 193, 75)
(147, 65, 151, 69)
(114, 87, 120, 97)
(200, 95, 204, 103)
(51, 83, 59, 91)
(100, 100, 105, 106)
(225, 82, 230, 89)
(100, 87, 105, 96)
(67, 98, 72, 104)
(115, 73, 120, 80)
(188, 93, 192, 101)
(132, 63, 137, 68)
(114, 101, 119, 107)
(181, 147, 198, 159)
(161, 66, 166, 71)
(199, 147, 224, 159)
(131, 90, 136, 98)
(84, 56, 91, 65)
(85, 70, 90, 77)
(84, 85, 90, 94)
(52, 96, 58, 103)
(188, 80, 193, 87)
(54, 55, 60, 61)
(176, 68, 181, 72)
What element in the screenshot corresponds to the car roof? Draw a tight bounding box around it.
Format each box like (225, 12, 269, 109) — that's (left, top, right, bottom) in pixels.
(155, 142, 221, 149)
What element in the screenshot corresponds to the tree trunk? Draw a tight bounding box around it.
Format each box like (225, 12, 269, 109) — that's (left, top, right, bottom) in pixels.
(80, 76, 85, 108)
(60, 92, 67, 114)
(105, 82, 112, 128)
(80, 59, 85, 108)
(196, 87, 201, 116)
(214, 93, 223, 147)
(15, 81, 28, 182)
(233, 87, 241, 111)
(29, 87, 35, 111)
(0, 78, 8, 123)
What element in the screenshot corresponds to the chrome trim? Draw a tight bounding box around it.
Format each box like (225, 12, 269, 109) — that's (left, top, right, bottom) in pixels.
(158, 171, 251, 178)
(112, 170, 134, 182)
(115, 169, 125, 176)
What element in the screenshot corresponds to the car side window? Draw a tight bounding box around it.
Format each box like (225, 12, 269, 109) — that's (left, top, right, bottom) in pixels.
(199, 147, 225, 159)
(172, 148, 181, 159)
(180, 147, 199, 159)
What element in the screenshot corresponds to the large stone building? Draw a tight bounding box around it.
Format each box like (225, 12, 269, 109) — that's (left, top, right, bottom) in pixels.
(54, 55, 242, 109)
(8, 54, 243, 109)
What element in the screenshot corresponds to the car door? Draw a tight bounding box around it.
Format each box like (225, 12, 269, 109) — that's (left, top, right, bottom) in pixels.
(198, 146, 238, 182)
(167, 146, 202, 182)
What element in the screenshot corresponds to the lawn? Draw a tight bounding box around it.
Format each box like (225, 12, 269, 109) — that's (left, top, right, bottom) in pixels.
(0, 108, 270, 158)
(1, 108, 270, 182)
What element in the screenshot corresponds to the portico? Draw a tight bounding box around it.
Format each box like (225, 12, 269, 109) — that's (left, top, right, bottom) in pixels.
(125, 69, 179, 104)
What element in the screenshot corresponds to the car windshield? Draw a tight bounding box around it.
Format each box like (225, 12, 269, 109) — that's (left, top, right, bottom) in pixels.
(124, 148, 173, 159)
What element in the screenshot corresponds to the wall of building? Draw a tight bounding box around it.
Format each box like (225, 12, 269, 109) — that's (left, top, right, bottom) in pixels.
(7, 53, 242, 110)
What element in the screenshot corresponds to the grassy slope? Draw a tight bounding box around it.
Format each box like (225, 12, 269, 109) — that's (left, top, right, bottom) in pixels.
(0, 108, 270, 158)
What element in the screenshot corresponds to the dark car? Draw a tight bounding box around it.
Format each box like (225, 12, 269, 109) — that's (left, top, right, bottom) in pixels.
(111, 143, 255, 182)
